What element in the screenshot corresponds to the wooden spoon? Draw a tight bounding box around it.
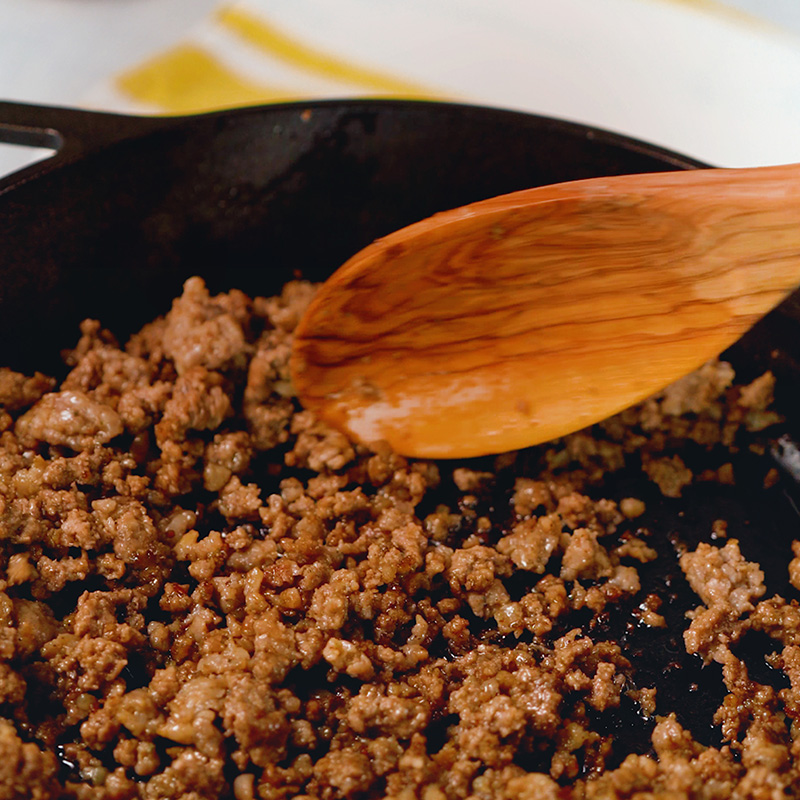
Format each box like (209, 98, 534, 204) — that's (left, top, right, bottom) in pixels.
(290, 164, 800, 458)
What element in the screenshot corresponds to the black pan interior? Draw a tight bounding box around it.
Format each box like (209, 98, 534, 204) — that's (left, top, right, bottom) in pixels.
(0, 99, 709, 372)
(1, 99, 800, 760)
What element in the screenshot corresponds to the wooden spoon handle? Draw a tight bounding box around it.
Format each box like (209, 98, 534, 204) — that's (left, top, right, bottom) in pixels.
(291, 164, 800, 458)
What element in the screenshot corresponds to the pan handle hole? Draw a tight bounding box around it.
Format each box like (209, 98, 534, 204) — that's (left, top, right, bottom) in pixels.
(0, 124, 62, 182)
(0, 142, 58, 181)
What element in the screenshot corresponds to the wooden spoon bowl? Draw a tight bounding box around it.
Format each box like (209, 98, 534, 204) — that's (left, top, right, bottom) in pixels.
(290, 164, 800, 458)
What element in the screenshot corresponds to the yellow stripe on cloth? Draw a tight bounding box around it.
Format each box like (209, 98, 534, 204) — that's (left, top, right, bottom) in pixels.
(217, 6, 438, 98)
(116, 44, 300, 113)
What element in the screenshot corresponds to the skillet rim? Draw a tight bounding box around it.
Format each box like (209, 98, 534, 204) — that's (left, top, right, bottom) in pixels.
(0, 97, 710, 195)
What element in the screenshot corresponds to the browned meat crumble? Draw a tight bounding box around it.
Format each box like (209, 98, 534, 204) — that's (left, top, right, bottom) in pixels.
(0, 276, 795, 799)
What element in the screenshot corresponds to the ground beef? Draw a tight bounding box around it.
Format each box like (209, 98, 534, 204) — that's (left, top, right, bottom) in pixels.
(681, 540, 766, 662)
(0, 276, 795, 799)
(16, 390, 123, 451)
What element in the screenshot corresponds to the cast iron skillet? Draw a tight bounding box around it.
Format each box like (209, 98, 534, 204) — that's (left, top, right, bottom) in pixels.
(2, 98, 800, 761)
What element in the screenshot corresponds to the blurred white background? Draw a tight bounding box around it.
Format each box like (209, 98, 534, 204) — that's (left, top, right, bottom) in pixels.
(727, 0, 800, 29)
(2, 0, 800, 176)
(0, 0, 219, 105)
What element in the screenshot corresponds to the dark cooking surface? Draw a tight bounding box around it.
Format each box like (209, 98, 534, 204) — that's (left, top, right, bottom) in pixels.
(2, 99, 800, 786)
(575, 452, 800, 754)
(0, 99, 705, 374)
(439, 389, 800, 763)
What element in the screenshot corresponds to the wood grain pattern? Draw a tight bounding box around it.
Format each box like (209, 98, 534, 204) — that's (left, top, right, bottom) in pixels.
(290, 164, 800, 458)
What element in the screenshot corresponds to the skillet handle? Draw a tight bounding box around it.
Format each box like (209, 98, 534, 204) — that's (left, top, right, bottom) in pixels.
(0, 101, 176, 190)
